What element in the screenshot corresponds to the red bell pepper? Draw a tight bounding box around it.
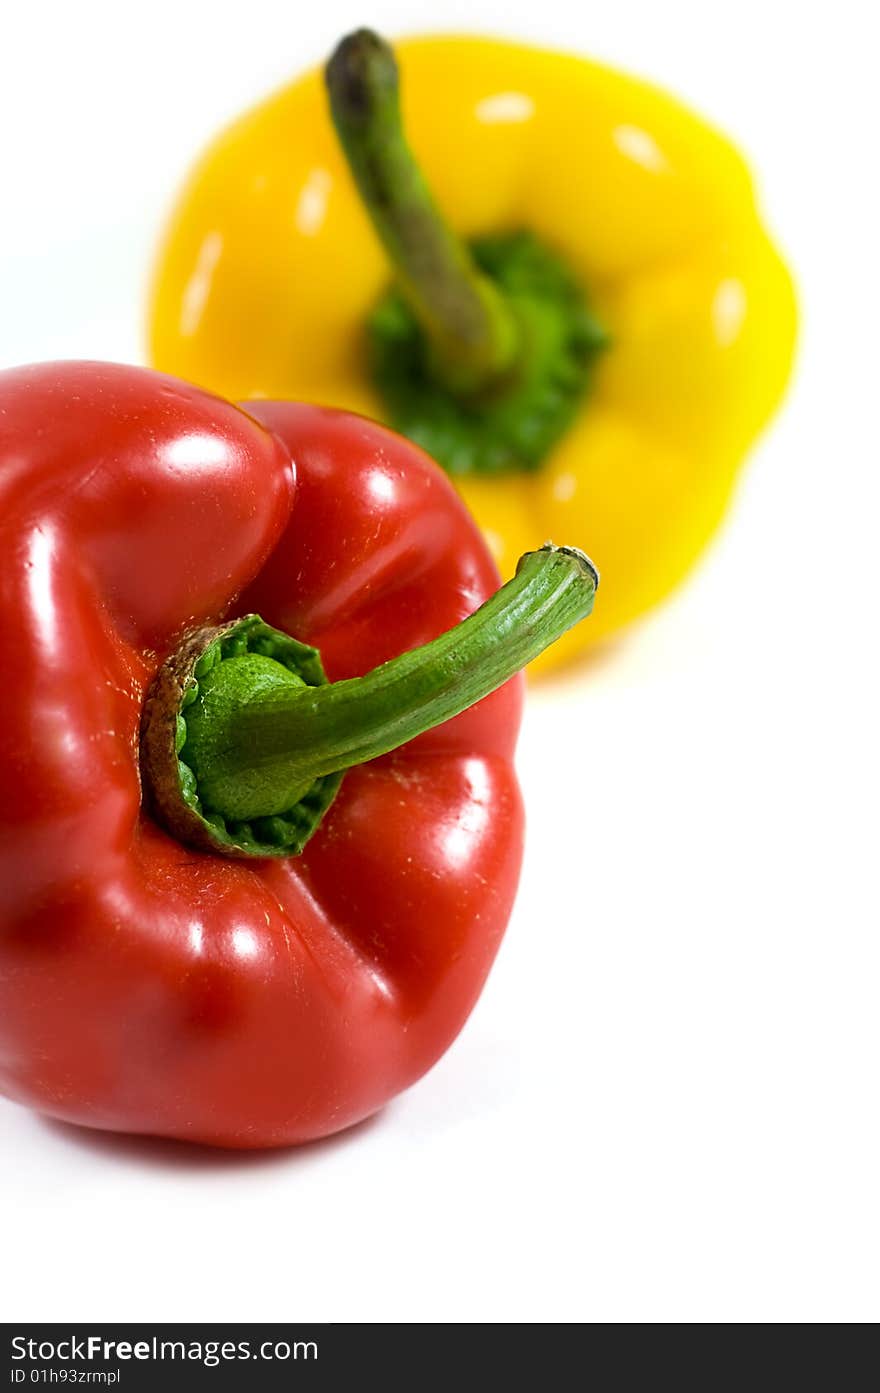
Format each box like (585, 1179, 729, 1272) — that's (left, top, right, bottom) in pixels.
(0, 362, 596, 1148)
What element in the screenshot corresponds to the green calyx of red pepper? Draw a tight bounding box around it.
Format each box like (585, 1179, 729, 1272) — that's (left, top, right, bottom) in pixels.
(325, 30, 608, 478)
(142, 544, 598, 858)
(142, 617, 343, 858)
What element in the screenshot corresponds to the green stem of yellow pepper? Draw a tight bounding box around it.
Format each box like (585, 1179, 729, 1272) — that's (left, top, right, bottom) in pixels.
(326, 29, 521, 398)
(325, 29, 607, 477)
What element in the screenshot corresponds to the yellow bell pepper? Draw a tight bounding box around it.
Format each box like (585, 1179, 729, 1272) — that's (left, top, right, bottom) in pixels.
(149, 31, 796, 670)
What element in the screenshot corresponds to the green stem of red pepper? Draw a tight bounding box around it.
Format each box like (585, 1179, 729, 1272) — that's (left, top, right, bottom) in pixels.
(143, 544, 597, 857)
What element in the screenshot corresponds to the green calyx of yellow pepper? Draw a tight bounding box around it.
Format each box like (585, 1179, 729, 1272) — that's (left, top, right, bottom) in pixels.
(326, 29, 608, 477)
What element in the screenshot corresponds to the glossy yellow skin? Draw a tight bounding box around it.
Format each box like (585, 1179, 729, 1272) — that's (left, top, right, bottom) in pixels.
(149, 36, 796, 670)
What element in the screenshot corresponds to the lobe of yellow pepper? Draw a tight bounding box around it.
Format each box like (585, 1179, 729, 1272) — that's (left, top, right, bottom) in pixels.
(148, 36, 796, 672)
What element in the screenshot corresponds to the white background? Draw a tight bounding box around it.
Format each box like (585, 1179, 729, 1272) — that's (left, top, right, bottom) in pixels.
(1, 0, 877, 1323)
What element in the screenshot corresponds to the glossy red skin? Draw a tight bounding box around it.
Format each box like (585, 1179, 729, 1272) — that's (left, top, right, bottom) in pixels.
(0, 363, 524, 1149)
